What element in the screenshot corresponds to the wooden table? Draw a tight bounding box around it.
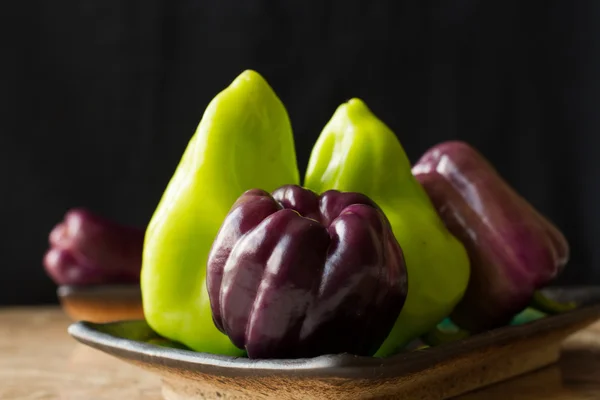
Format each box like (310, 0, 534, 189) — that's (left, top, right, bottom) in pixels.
(2, 307, 600, 400)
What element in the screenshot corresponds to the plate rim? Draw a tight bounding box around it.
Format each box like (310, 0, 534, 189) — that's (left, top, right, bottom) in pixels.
(67, 285, 600, 379)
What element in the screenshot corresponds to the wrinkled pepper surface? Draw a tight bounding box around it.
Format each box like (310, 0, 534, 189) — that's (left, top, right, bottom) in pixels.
(141, 70, 300, 355)
(412, 141, 569, 332)
(304, 99, 471, 356)
(207, 185, 408, 359)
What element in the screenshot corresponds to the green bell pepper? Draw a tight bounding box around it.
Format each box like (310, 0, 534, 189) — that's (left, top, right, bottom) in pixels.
(304, 98, 471, 357)
(141, 70, 300, 355)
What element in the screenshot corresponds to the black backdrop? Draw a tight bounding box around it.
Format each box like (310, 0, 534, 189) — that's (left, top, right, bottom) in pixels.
(2, 1, 599, 305)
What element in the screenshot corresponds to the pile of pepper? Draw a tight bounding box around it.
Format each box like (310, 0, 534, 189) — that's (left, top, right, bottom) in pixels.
(46, 70, 570, 359)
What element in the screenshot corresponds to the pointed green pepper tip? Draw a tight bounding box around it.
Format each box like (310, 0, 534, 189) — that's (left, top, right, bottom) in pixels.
(342, 97, 377, 120)
(230, 69, 268, 90)
(343, 97, 368, 113)
(334, 97, 390, 132)
(237, 68, 261, 80)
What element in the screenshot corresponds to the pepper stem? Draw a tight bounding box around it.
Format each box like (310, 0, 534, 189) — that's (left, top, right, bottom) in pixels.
(530, 290, 578, 314)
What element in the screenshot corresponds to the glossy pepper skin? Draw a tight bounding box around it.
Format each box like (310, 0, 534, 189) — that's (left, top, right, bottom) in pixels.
(412, 141, 569, 332)
(207, 185, 408, 359)
(43, 208, 144, 286)
(304, 99, 470, 357)
(141, 70, 300, 355)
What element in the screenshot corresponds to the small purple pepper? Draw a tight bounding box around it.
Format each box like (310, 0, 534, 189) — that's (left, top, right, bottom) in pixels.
(413, 141, 569, 332)
(207, 185, 408, 359)
(43, 208, 144, 285)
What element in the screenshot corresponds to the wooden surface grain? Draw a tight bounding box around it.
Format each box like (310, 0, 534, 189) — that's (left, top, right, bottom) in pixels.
(2, 306, 600, 400)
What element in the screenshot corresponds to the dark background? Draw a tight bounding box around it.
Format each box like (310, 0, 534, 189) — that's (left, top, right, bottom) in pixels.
(2, 1, 599, 305)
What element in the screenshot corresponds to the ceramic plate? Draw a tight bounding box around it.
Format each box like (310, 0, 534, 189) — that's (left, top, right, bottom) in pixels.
(68, 286, 600, 400)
